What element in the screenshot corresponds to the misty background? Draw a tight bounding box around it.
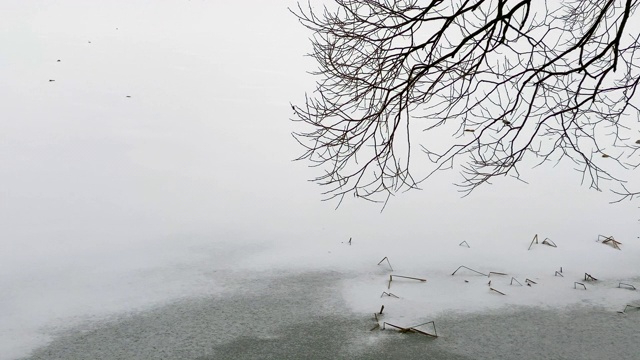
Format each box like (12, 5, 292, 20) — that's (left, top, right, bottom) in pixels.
(1, 1, 639, 358)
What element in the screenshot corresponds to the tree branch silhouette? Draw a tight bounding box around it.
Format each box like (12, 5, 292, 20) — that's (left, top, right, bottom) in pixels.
(291, 0, 640, 204)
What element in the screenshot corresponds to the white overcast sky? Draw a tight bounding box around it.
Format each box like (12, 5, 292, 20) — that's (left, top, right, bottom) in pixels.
(1, 0, 638, 276)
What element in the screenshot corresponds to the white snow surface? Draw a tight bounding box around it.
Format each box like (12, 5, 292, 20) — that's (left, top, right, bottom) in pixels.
(239, 231, 640, 317)
(4, 231, 640, 359)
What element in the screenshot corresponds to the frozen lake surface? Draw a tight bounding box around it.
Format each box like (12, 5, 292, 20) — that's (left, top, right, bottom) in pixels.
(3, 1, 640, 359)
(20, 270, 640, 360)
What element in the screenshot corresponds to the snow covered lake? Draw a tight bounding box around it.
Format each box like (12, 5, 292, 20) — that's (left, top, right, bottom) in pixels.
(2, 1, 639, 359)
(5, 231, 640, 359)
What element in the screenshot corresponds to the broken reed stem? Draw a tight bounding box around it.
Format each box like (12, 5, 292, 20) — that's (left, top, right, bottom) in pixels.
(528, 234, 539, 250)
(619, 282, 636, 290)
(388, 274, 426, 289)
(599, 235, 622, 250)
(409, 328, 437, 337)
(555, 271, 564, 277)
(584, 273, 598, 281)
(459, 241, 470, 248)
(525, 278, 537, 284)
(451, 266, 488, 277)
(490, 287, 506, 295)
(574, 282, 587, 290)
(623, 305, 640, 313)
(598, 234, 613, 242)
(489, 271, 508, 277)
(382, 322, 404, 331)
(377, 256, 394, 271)
(510, 277, 523, 286)
(409, 321, 438, 338)
(382, 322, 438, 338)
(541, 238, 557, 247)
(391, 275, 427, 282)
(380, 292, 399, 298)
(370, 312, 380, 331)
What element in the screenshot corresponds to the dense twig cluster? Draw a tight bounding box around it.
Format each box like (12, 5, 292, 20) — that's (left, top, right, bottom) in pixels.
(291, 0, 640, 205)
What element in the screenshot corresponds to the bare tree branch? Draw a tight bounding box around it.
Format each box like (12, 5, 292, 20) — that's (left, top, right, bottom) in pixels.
(291, 0, 640, 204)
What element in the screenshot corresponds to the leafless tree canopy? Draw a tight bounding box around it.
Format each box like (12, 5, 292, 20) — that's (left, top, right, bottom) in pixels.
(291, 0, 640, 205)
